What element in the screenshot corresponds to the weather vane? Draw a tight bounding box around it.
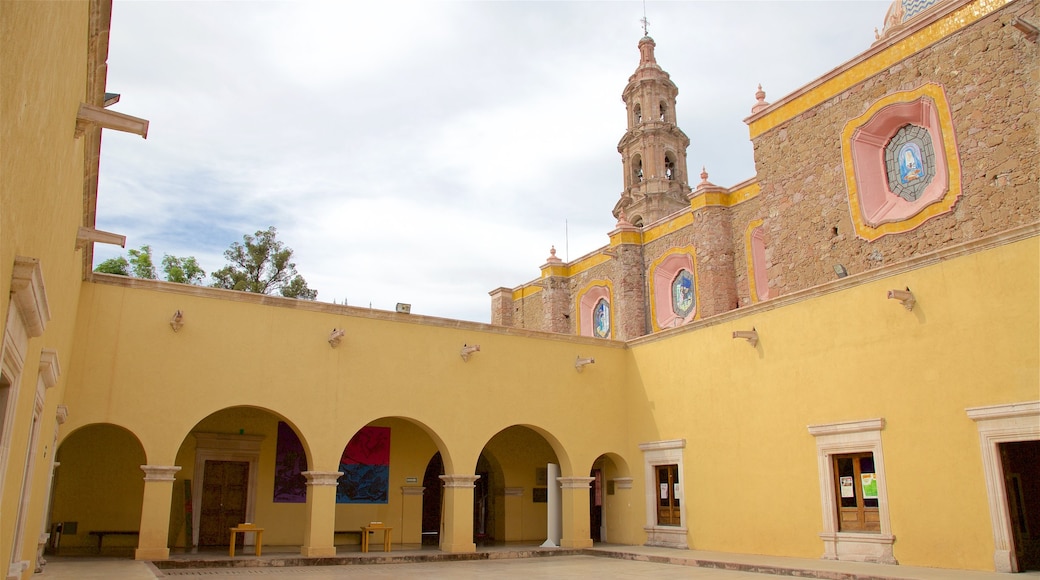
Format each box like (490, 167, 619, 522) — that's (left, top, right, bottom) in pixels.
(640, 1, 649, 36)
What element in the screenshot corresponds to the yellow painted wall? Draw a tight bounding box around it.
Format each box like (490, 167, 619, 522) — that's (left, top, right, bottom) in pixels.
(627, 236, 1039, 569)
(0, 1, 95, 575)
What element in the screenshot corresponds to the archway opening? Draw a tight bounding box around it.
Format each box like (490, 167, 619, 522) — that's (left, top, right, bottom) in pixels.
(590, 452, 632, 544)
(51, 424, 145, 556)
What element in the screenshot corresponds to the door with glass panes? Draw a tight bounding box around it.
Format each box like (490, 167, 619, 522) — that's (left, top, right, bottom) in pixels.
(657, 464, 680, 526)
(833, 452, 880, 532)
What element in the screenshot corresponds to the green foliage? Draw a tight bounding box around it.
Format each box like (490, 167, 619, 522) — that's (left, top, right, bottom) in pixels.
(94, 245, 205, 286)
(211, 226, 317, 300)
(127, 245, 157, 279)
(162, 255, 206, 285)
(94, 256, 130, 276)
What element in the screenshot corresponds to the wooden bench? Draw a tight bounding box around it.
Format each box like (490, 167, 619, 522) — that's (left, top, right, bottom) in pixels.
(88, 531, 138, 552)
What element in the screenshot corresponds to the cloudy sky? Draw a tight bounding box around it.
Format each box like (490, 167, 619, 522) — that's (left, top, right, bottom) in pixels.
(96, 0, 889, 323)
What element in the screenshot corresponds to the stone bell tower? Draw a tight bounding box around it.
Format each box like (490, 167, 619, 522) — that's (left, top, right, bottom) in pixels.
(613, 36, 692, 226)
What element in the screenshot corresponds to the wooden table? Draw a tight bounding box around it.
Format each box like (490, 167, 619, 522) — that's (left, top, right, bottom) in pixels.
(359, 524, 392, 552)
(229, 524, 263, 557)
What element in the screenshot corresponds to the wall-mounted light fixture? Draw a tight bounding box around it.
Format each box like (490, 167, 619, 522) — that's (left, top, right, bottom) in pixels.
(732, 329, 759, 347)
(76, 226, 126, 250)
(460, 344, 480, 362)
(395, 303, 411, 314)
(169, 310, 184, 332)
(328, 328, 345, 348)
(1012, 17, 1039, 42)
(575, 356, 595, 372)
(887, 288, 915, 311)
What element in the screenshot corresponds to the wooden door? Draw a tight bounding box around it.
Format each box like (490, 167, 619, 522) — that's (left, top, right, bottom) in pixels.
(833, 453, 880, 532)
(199, 460, 249, 546)
(656, 464, 680, 526)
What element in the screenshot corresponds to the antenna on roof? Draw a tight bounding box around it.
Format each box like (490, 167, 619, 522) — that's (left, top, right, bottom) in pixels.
(640, 0, 649, 36)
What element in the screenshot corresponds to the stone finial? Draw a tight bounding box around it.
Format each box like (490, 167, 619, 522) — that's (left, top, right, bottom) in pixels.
(546, 246, 563, 264)
(751, 84, 770, 115)
(698, 167, 712, 186)
(616, 209, 634, 228)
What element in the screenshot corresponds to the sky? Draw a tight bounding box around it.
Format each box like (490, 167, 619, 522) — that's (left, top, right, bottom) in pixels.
(96, 0, 890, 323)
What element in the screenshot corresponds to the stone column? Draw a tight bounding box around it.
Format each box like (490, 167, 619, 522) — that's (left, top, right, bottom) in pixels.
(438, 474, 479, 553)
(300, 471, 342, 557)
(135, 465, 181, 560)
(558, 476, 596, 549)
(400, 486, 424, 545)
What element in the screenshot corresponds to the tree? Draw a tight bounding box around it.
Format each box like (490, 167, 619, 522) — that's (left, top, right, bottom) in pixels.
(162, 254, 206, 285)
(210, 226, 317, 300)
(94, 244, 206, 285)
(94, 256, 130, 276)
(127, 245, 157, 279)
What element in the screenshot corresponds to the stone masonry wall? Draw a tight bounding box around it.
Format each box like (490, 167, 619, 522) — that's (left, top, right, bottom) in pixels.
(751, 1, 1038, 295)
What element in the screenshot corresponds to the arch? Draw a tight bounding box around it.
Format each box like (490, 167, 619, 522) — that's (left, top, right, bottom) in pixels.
(633, 102, 642, 124)
(659, 100, 667, 122)
(477, 424, 571, 545)
(664, 152, 676, 180)
(51, 423, 147, 555)
(333, 416, 451, 548)
(589, 452, 633, 544)
(173, 405, 313, 550)
(632, 154, 643, 184)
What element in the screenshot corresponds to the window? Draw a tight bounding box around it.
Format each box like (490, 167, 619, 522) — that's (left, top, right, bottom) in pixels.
(833, 453, 879, 532)
(659, 101, 667, 122)
(808, 418, 895, 564)
(634, 103, 642, 124)
(664, 155, 675, 180)
(639, 439, 687, 548)
(656, 464, 680, 526)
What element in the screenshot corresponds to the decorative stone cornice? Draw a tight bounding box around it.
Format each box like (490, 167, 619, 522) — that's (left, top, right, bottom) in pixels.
(557, 476, 596, 489)
(10, 257, 50, 338)
(639, 439, 686, 452)
(140, 465, 181, 482)
(38, 349, 61, 389)
(439, 474, 480, 488)
(808, 418, 885, 437)
(302, 471, 343, 486)
(967, 401, 1039, 422)
(401, 486, 425, 496)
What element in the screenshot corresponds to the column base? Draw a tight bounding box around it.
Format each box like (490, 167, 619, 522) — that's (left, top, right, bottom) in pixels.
(135, 547, 170, 560)
(560, 538, 593, 549)
(300, 545, 337, 558)
(440, 541, 476, 553)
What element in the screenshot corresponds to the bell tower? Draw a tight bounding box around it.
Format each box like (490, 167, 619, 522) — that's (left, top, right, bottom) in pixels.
(613, 35, 692, 226)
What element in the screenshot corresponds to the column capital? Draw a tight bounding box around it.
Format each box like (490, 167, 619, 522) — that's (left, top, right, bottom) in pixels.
(302, 471, 343, 486)
(140, 465, 180, 482)
(557, 476, 596, 489)
(439, 474, 480, 488)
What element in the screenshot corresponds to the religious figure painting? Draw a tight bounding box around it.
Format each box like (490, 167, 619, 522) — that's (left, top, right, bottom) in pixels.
(898, 142, 924, 184)
(273, 421, 308, 503)
(337, 426, 391, 503)
(593, 299, 610, 338)
(671, 269, 694, 317)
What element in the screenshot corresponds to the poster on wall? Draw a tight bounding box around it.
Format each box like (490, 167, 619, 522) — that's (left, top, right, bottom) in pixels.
(861, 472, 878, 499)
(273, 421, 308, 503)
(337, 426, 391, 504)
(839, 476, 855, 499)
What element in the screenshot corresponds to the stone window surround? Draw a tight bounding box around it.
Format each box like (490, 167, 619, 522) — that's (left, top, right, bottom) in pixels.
(807, 418, 896, 564)
(647, 248, 698, 332)
(639, 439, 687, 549)
(966, 401, 1040, 573)
(575, 280, 613, 339)
(191, 433, 265, 548)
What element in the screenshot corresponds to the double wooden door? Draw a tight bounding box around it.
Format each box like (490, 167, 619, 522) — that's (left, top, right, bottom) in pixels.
(199, 460, 249, 546)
